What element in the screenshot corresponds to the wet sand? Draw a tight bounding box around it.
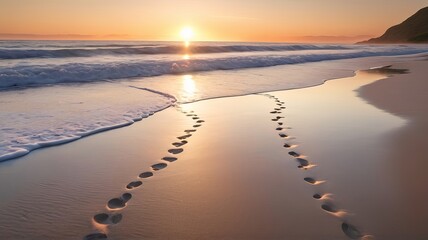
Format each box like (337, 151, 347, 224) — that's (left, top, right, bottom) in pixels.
(0, 60, 427, 239)
(358, 60, 428, 239)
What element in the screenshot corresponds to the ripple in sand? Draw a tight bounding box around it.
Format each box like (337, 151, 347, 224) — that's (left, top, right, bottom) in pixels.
(84, 233, 108, 240)
(196, 120, 205, 123)
(172, 140, 187, 147)
(139, 172, 153, 178)
(126, 181, 142, 190)
(288, 151, 300, 157)
(342, 223, 363, 239)
(168, 148, 183, 154)
(107, 193, 132, 209)
(152, 163, 167, 171)
(193, 124, 202, 128)
(162, 156, 178, 162)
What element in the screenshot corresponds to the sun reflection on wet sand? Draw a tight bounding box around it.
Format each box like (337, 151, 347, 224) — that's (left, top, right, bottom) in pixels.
(179, 74, 197, 102)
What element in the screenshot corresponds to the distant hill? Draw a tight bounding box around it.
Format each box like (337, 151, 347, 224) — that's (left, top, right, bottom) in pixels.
(359, 6, 428, 44)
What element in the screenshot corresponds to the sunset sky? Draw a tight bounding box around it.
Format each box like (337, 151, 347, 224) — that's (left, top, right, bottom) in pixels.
(0, 0, 427, 42)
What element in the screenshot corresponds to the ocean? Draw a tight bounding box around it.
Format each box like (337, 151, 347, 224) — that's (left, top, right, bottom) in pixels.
(1, 40, 428, 161)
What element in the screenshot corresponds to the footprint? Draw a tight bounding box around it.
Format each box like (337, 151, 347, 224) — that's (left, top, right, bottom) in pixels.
(162, 156, 178, 162)
(139, 172, 153, 178)
(288, 151, 300, 157)
(276, 127, 283, 131)
(93, 213, 109, 224)
(193, 124, 202, 128)
(196, 120, 205, 123)
(279, 133, 288, 138)
(172, 140, 187, 147)
(274, 108, 281, 111)
(107, 193, 132, 209)
(93, 212, 123, 225)
(84, 233, 108, 240)
(271, 118, 279, 122)
(283, 143, 291, 148)
(186, 114, 195, 117)
(121, 193, 132, 201)
(152, 163, 167, 171)
(110, 214, 123, 224)
(313, 193, 322, 199)
(342, 223, 363, 239)
(168, 148, 183, 154)
(192, 117, 199, 120)
(303, 177, 317, 184)
(277, 122, 283, 125)
(321, 203, 338, 213)
(296, 158, 309, 167)
(184, 129, 196, 133)
(270, 111, 278, 114)
(280, 106, 286, 109)
(126, 181, 142, 190)
(177, 134, 192, 140)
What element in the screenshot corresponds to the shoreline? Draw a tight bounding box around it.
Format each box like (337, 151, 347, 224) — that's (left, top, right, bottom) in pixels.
(0, 56, 396, 163)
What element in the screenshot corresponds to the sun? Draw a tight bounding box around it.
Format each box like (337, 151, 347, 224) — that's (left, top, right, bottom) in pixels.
(180, 27, 194, 42)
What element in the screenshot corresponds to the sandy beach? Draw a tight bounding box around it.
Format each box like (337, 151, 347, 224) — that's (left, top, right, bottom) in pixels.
(0, 55, 426, 239)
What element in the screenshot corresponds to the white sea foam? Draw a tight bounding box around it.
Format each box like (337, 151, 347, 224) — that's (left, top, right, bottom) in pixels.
(0, 82, 175, 161)
(1, 45, 427, 89)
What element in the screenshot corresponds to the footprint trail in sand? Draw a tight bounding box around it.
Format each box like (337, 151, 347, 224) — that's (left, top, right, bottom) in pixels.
(260, 93, 369, 240)
(83, 105, 205, 240)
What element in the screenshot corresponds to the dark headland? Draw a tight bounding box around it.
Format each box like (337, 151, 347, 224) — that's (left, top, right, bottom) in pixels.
(359, 6, 428, 43)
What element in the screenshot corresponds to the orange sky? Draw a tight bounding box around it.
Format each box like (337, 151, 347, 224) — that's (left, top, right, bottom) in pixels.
(0, 0, 427, 42)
